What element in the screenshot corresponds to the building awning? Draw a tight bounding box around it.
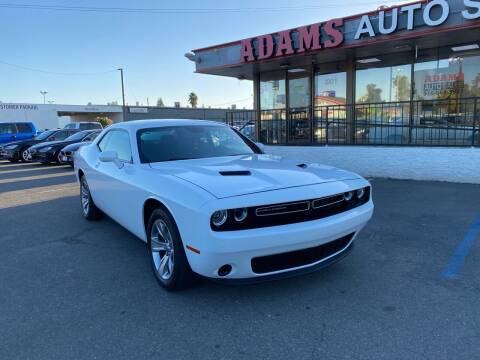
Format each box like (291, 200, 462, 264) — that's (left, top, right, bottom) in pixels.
(191, 0, 480, 80)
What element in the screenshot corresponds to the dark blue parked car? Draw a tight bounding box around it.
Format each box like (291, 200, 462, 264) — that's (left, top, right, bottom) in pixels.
(0, 122, 37, 144)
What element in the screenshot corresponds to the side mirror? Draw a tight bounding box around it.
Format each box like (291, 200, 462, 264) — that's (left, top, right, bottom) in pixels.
(255, 142, 266, 153)
(99, 150, 124, 169)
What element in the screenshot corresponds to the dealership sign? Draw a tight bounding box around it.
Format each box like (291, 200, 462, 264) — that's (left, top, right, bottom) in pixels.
(240, 0, 480, 63)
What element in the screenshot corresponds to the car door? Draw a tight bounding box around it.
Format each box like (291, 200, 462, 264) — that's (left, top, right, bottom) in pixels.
(15, 123, 35, 141)
(0, 123, 18, 143)
(89, 129, 139, 231)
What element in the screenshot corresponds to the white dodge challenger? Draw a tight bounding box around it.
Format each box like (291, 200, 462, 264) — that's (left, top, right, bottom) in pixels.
(75, 119, 373, 290)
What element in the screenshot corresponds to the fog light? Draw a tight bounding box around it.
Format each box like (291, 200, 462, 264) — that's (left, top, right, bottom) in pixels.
(211, 210, 228, 227)
(344, 191, 354, 201)
(234, 208, 248, 222)
(356, 188, 366, 199)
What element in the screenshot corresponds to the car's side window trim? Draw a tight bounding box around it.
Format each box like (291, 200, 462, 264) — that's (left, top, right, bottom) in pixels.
(97, 129, 133, 164)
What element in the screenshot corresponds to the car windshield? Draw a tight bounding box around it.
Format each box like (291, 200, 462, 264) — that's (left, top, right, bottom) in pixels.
(34, 130, 56, 140)
(65, 131, 89, 142)
(137, 125, 260, 163)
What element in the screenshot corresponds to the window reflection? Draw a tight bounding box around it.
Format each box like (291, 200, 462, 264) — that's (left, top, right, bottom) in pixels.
(356, 64, 411, 103)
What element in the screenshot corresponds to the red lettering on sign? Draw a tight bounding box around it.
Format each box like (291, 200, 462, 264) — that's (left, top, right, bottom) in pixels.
(257, 34, 274, 60)
(324, 19, 344, 48)
(276, 30, 295, 56)
(297, 23, 322, 53)
(240, 38, 255, 63)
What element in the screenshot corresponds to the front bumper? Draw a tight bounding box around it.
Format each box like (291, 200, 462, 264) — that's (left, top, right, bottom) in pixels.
(30, 151, 55, 162)
(59, 151, 73, 165)
(0, 148, 19, 159)
(185, 199, 373, 280)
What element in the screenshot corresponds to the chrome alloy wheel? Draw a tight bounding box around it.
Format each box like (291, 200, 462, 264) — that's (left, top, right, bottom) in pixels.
(80, 178, 90, 216)
(150, 219, 175, 281)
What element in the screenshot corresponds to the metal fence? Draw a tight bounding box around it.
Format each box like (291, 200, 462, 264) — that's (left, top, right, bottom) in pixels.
(227, 97, 480, 147)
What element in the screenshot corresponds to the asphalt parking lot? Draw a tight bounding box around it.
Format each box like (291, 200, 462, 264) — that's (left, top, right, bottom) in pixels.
(0, 160, 479, 360)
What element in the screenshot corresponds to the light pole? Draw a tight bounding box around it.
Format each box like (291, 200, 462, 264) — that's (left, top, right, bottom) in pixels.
(118, 68, 126, 121)
(40, 91, 48, 104)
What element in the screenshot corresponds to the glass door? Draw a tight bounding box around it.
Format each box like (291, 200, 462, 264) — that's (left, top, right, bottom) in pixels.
(288, 71, 311, 144)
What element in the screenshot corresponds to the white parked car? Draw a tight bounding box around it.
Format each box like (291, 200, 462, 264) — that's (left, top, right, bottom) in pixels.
(75, 119, 373, 290)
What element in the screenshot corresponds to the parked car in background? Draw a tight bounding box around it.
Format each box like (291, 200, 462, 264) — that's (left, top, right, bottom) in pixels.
(0, 129, 79, 162)
(75, 119, 373, 291)
(28, 130, 98, 164)
(64, 122, 103, 130)
(59, 130, 101, 167)
(0, 122, 37, 144)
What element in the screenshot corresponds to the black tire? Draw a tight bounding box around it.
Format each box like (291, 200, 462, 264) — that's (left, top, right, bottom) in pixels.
(55, 151, 62, 165)
(147, 208, 194, 291)
(19, 148, 29, 163)
(80, 175, 103, 221)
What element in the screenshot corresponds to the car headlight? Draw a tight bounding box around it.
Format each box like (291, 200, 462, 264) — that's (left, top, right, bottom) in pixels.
(211, 210, 228, 228)
(4, 144, 19, 150)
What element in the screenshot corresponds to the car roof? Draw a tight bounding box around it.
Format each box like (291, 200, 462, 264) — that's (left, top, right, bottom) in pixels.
(109, 119, 228, 131)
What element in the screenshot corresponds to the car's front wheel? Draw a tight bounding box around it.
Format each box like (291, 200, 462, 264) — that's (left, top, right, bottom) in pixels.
(20, 148, 29, 162)
(147, 208, 194, 291)
(80, 176, 103, 220)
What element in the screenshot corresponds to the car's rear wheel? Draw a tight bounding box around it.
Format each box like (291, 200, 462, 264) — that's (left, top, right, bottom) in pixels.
(80, 176, 103, 220)
(147, 208, 194, 291)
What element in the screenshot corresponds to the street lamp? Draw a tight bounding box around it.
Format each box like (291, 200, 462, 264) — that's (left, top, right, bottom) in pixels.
(118, 68, 126, 121)
(40, 91, 48, 104)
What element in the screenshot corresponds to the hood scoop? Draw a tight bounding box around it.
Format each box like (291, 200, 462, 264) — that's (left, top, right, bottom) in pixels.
(219, 170, 251, 176)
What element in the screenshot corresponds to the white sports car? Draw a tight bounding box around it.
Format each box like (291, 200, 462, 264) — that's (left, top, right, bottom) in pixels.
(75, 119, 373, 290)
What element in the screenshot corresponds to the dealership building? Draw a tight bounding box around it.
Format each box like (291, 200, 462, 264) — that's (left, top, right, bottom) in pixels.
(190, 0, 480, 183)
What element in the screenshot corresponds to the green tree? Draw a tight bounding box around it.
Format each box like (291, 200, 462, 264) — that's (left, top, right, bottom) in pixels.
(95, 116, 113, 128)
(393, 75, 411, 101)
(358, 84, 383, 103)
(188, 92, 198, 108)
(156, 98, 165, 107)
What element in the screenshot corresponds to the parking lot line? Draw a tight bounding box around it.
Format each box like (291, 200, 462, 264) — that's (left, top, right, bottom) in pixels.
(0, 183, 78, 209)
(0, 171, 73, 184)
(0, 165, 71, 175)
(441, 216, 480, 279)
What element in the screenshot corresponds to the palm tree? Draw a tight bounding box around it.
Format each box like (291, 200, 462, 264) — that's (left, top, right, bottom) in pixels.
(188, 92, 198, 108)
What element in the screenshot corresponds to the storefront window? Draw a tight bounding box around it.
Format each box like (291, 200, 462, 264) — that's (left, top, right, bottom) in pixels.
(314, 72, 347, 144)
(288, 72, 311, 144)
(356, 64, 411, 103)
(260, 72, 286, 110)
(315, 72, 347, 106)
(414, 54, 480, 100)
(259, 71, 286, 144)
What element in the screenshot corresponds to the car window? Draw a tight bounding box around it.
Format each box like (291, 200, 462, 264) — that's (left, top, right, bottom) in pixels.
(0, 123, 17, 134)
(35, 130, 56, 140)
(137, 125, 259, 163)
(99, 130, 132, 162)
(65, 131, 90, 142)
(50, 130, 70, 141)
(64, 124, 76, 129)
(16, 123, 33, 133)
(84, 132, 100, 142)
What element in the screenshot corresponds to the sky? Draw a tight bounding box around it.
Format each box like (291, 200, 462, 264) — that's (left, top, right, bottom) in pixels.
(0, 0, 416, 108)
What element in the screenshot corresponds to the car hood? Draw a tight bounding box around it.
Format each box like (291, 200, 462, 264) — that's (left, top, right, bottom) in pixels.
(30, 140, 68, 150)
(149, 154, 360, 199)
(1, 139, 37, 147)
(62, 141, 91, 152)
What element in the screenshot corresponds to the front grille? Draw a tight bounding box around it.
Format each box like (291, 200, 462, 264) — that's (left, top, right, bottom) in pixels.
(212, 187, 370, 231)
(251, 233, 355, 274)
(256, 201, 310, 216)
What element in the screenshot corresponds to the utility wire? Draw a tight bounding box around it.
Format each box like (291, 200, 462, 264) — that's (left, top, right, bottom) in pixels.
(0, 59, 117, 76)
(0, 1, 410, 14)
